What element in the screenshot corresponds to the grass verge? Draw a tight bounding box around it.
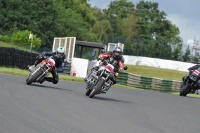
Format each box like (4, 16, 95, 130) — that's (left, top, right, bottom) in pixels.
(0, 66, 84, 82)
(125, 65, 187, 81)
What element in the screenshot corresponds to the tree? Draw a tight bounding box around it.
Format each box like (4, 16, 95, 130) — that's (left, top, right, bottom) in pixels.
(0, 0, 98, 46)
(103, 0, 135, 36)
(90, 7, 113, 43)
(0, 0, 60, 46)
(183, 46, 191, 62)
(135, 0, 183, 58)
(62, 8, 97, 42)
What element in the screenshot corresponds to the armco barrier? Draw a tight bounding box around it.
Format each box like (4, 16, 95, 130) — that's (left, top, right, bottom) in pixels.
(117, 72, 128, 85)
(118, 72, 181, 92)
(0, 47, 71, 75)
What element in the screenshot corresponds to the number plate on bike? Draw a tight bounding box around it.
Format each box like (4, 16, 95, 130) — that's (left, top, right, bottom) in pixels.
(105, 64, 114, 72)
(47, 58, 55, 67)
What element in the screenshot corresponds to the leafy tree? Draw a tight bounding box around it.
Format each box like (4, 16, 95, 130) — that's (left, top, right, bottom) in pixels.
(92, 20, 112, 43)
(103, 0, 135, 36)
(60, 8, 97, 42)
(135, 0, 183, 58)
(183, 46, 191, 62)
(0, 0, 60, 46)
(0, 0, 185, 61)
(58, 0, 96, 28)
(0, 0, 98, 46)
(90, 7, 113, 43)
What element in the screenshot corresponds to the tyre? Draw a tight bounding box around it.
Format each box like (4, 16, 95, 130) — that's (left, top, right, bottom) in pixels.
(180, 84, 190, 96)
(26, 69, 43, 85)
(89, 78, 105, 98)
(85, 88, 92, 96)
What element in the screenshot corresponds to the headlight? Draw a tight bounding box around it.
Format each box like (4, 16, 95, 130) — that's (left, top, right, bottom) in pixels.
(189, 75, 197, 81)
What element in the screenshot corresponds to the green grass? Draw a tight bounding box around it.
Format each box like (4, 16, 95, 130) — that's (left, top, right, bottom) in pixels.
(125, 65, 187, 81)
(0, 66, 84, 82)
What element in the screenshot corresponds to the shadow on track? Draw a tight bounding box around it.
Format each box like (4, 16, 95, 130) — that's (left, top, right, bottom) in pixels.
(93, 96, 132, 104)
(182, 96, 200, 99)
(31, 84, 73, 91)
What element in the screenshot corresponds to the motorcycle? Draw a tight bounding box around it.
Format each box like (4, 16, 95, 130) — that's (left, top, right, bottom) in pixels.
(180, 69, 200, 96)
(85, 60, 128, 98)
(26, 56, 55, 85)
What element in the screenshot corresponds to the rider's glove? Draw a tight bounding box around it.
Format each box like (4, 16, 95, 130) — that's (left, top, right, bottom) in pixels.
(37, 54, 46, 60)
(119, 68, 123, 72)
(98, 55, 103, 60)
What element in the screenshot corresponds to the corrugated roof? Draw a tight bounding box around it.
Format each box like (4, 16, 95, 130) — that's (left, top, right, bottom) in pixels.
(76, 40, 104, 49)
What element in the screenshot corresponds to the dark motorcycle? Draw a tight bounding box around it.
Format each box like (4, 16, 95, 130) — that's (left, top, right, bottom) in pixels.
(26, 56, 55, 85)
(85, 61, 128, 98)
(180, 69, 200, 96)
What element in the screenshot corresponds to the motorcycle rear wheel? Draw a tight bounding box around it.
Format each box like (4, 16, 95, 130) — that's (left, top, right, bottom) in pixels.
(89, 78, 104, 98)
(26, 69, 43, 85)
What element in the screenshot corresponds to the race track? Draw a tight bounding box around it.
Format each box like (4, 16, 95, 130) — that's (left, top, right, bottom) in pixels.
(0, 74, 200, 133)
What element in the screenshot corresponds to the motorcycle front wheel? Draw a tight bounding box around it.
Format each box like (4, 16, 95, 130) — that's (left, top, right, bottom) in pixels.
(26, 69, 43, 85)
(180, 84, 190, 96)
(89, 78, 105, 98)
(85, 88, 92, 96)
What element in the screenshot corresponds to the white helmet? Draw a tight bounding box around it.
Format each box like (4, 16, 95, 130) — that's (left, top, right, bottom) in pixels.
(56, 46, 65, 58)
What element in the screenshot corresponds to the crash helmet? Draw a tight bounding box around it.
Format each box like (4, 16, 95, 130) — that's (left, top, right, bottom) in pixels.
(113, 46, 122, 58)
(56, 46, 65, 58)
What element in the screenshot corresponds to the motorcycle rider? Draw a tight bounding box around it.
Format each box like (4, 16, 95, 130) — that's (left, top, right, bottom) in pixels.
(85, 46, 125, 85)
(182, 64, 200, 88)
(28, 46, 66, 84)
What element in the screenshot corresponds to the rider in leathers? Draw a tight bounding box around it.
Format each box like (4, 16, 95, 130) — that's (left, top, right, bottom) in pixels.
(29, 46, 66, 84)
(86, 46, 125, 84)
(182, 64, 200, 88)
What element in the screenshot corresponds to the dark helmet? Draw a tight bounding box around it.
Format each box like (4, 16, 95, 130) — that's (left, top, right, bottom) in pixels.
(113, 46, 122, 58)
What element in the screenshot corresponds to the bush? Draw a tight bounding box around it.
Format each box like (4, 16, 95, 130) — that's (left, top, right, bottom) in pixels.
(11, 30, 41, 48)
(0, 35, 10, 42)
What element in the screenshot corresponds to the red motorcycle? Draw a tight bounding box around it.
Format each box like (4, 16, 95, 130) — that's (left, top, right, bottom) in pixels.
(26, 56, 55, 85)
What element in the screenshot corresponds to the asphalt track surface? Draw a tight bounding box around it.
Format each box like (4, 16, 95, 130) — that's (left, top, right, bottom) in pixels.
(0, 74, 200, 133)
